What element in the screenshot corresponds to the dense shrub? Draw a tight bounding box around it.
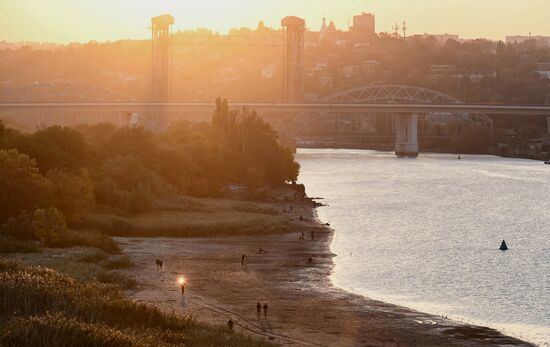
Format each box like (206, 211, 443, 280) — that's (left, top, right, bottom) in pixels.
(0, 236, 39, 253)
(0, 149, 50, 223)
(32, 207, 69, 247)
(62, 229, 120, 254)
(46, 168, 95, 224)
(0, 211, 34, 240)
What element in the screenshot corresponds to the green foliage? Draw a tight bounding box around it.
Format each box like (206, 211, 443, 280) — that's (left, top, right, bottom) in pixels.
(61, 229, 120, 254)
(94, 178, 128, 209)
(0, 236, 39, 254)
(0, 149, 50, 223)
(0, 259, 274, 347)
(32, 207, 69, 247)
(0, 211, 34, 240)
(17, 125, 88, 173)
(210, 98, 300, 185)
(46, 168, 95, 224)
(127, 183, 154, 214)
(0, 105, 300, 220)
(245, 167, 265, 190)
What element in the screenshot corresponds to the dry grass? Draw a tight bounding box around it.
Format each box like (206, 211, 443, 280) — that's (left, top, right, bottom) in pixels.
(10, 247, 136, 290)
(82, 197, 312, 238)
(0, 236, 40, 254)
(0, 258, 275, 347)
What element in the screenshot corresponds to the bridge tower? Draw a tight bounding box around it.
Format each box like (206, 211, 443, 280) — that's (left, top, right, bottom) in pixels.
(282, 16, 305, 102)
(151, 14, 174, 101)
(395, 113, 419, 157)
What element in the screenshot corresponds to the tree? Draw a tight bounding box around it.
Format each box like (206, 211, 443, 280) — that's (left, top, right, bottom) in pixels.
(46, 168, 95, 224)
(32, 207, 68, 247)
(18, 126, 88, 173)
(0, 149, 50, 222)
(127, 183, 154, 213)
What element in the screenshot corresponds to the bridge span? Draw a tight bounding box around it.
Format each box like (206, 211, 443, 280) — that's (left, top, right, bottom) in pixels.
(3, 102, 550, 115)
(3, 102, 550, 157)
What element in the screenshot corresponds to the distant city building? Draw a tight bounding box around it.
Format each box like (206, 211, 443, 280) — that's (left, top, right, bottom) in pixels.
(415, 33, 460, 44)
(342, 64, 361, 78)
(429, 65, 456, 80)
(535, 63, 550, 79)
(506, 35, 550, 47)
(362, 60, 380, 74)
(261, 64, 275, 79)
(350, 12, 376, 43)
(319, 18, 346, 45)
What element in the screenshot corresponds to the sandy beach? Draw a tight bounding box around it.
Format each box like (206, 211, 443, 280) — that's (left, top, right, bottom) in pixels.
(117, 204, 533, 347)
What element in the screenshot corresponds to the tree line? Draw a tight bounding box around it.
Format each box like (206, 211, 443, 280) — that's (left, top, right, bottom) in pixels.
(0, 99, 299, 248)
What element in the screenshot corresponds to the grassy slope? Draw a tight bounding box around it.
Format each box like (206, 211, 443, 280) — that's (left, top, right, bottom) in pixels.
(83, 196, 314, 238)
(0, 257, 275, 347)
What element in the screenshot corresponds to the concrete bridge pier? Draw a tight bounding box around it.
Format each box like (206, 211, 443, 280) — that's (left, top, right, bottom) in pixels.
(395, 113, 419, 157)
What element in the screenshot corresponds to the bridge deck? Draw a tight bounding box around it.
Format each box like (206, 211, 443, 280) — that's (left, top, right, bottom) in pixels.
(2, 102, 550, 115)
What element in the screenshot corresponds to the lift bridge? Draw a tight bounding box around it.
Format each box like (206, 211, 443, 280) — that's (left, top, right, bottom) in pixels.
(3, 15, 550, 157)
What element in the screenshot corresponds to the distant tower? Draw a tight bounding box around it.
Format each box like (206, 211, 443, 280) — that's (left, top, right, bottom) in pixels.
(402, 21, 408, 38)
(393, 23, 400, 38)
(151, 14, 174, 101)
(351, 12, 376, 43)
(282, 16, 305, 102)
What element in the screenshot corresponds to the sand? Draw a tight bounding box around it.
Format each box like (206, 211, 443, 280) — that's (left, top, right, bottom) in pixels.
(117, 204, 532, 347)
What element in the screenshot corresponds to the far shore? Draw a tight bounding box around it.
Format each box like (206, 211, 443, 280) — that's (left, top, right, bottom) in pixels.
(117, 202, 532, 347)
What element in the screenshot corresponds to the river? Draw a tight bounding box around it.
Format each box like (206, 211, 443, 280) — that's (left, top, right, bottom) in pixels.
(296, 148, 550, 346)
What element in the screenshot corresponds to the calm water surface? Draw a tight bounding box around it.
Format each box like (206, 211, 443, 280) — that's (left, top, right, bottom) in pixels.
(297, 148, 550, 345)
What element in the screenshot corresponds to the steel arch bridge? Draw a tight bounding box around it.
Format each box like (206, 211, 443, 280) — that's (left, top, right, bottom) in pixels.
(322, 85, 493, 128)
(0, 82, 134, 102)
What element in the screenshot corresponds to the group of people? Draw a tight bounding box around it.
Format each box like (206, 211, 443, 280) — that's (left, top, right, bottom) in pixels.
(256, 302, 269, 318)
(156, 252, 275, 336)
(225, 302, 269, 333)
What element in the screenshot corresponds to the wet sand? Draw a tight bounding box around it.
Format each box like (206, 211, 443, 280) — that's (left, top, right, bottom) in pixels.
(118, 205, 532, 347)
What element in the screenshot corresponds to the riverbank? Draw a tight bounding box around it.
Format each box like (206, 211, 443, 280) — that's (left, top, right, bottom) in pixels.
(118, 203, 532, 346)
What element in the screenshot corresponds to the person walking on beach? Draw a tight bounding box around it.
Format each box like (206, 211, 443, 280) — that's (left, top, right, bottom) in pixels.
(227, 319, 234, 332)
(263, 303, 268, 318)
(241, 254, 247, 267)
(256, 302, 262, 317)
(181, 282, 185, 295)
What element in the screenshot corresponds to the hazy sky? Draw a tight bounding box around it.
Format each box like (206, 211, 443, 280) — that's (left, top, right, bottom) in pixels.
(0, 0, 548, 43)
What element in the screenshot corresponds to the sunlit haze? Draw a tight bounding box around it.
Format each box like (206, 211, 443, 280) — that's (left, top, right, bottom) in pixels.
(1, 0, 549, 43)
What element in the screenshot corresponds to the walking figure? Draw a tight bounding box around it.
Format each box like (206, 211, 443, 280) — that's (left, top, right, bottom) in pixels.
(156, 258, 163, 272)
(256, 302, 262, 317)
(263, 303, 268, 318)
(227, 319, 234, 332)
(310, 230, 315, 240)
(241, 254, 247, 267)
(181, 283, 185, 295)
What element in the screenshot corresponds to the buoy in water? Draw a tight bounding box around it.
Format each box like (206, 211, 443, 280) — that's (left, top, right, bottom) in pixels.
(499, 240, 508, 251)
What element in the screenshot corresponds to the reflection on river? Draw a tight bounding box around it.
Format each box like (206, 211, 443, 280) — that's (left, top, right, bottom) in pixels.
(297, 148, 550, 345)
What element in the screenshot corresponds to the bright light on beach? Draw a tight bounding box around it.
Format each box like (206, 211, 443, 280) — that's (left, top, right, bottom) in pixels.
(178, 276, 185, 285)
